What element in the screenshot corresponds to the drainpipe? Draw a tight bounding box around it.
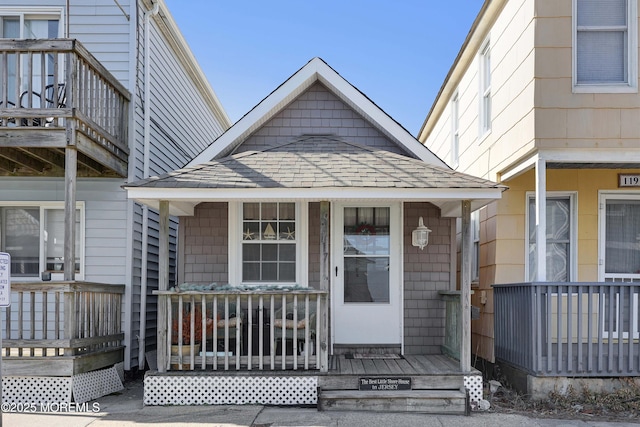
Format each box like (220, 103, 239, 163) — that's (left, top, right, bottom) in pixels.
(138, 0, 160, 371)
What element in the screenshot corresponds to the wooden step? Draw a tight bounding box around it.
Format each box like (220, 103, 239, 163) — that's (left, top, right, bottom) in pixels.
(318, 389, 468, 414)
(318, 374, 464, 391)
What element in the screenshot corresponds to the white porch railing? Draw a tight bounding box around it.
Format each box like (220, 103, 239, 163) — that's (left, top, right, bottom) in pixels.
(154, 289, 328, 372)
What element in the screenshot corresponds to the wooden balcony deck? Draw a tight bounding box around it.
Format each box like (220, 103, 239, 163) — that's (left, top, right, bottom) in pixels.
(0, 39, 130, 177)
(1, 281, 125, 376)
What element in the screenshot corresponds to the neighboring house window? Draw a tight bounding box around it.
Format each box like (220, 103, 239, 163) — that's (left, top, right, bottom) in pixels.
(471, 210, 480, 282)
(527, 195, 576, 282)
(479, 39, 491, 136)
(451, 93, 459, 168)
(241, 202, 297, 283)
(574, 0, 638, 92)
(0, 203, 83, 279)
(0, 9, 62, 107)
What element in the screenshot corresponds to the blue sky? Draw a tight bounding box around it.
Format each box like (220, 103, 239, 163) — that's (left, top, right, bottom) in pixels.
(163, 1, 484, 135)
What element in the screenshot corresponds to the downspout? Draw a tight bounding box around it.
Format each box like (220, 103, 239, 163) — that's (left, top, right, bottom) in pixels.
(138, 0, 159, 371)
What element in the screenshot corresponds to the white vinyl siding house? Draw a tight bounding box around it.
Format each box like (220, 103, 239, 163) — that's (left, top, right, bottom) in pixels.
(0, 0, 230, 373)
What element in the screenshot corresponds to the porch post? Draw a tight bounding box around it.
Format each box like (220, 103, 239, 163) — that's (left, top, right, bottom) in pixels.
(157, 200, 169, 372)
(63, 136, 77, 281)
(535, 158, 546, 281)
(63, 47, 78, 282)
(319, 200, 330, 372)
(460, 200, 472, 372)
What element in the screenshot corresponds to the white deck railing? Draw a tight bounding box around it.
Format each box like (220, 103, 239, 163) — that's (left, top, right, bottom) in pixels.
(154, 289, 328, 372)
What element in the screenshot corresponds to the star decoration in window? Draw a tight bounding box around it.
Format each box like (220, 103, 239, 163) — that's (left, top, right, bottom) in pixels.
(243, 228, 254, 240)
(282, 227, 295, 240)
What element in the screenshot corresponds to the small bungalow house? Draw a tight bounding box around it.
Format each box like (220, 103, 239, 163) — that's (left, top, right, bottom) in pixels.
(126, 57, 505, 413)
(418, 0, 640, 397)
(0, 0, 229, 404)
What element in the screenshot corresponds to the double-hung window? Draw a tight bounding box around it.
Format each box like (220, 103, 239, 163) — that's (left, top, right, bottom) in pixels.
(479, 39, 491, 136)
(240, 202, 300, 284)
(574, 0, 638, 92)
(0, 203, 84, 280)
(526, 195, 576, 282)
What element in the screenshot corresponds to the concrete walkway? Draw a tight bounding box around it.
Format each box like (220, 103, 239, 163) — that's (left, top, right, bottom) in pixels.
(3, 378, 639, 427)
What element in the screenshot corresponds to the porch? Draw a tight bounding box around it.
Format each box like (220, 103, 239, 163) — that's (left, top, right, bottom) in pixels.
(494, 282, 640, 378)
(1, 281, 125, 403)
(145, 288, 480, 413)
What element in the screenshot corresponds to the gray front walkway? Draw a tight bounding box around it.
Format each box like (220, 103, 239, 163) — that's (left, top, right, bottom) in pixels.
(4, 378, 639, 427)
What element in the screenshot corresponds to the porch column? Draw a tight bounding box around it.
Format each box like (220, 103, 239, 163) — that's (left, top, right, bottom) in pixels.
(157, 200, 169, 372)
(63, 46, 78, 282)
(319, 201, 330, 372)
(460, 200, 472, 372)
(63, 131, 77, 281)
(535, 158, 547, 281)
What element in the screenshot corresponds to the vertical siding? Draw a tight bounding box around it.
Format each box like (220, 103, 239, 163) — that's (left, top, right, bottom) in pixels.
(403, 202, 452, 355)
(237, 83, 411, 155)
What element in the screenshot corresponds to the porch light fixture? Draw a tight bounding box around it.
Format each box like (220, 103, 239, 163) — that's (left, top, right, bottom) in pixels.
(412, 217, 432, 250)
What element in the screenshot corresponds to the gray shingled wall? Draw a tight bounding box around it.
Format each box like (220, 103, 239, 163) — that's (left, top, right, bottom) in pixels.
(403, 202, 451, 355)
(237, 83, 410, 155)
(179, 201, 450, 355)
(180, 202, 228, 284)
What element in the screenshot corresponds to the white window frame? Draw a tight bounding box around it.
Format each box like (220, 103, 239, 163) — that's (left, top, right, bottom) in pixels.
(228, 201, 308, 286)
(525, 192, 577, 282)
(450, 92, 460, 168)
(0, 201, 85, 281)
(0, 7, 64, 38)
(572, 0, 638, 93)
(478, 38, 492, 138)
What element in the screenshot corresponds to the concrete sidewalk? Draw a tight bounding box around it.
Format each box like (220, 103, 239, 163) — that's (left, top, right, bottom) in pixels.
(3, 378, 640, 427)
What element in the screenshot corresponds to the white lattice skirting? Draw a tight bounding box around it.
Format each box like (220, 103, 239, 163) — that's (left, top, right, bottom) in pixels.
(2, 363, 124, 404)
(464, 375, 483, 403)
(145, 375, 318, 406)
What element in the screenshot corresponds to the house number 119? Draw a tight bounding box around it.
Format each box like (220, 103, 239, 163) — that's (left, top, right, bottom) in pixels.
(619, 174, 640, 187)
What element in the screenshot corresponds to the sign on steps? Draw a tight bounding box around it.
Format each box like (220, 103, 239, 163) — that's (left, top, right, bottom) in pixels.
(359, 377, 411, 391)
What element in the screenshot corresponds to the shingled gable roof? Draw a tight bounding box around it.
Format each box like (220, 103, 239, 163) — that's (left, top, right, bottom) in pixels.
(186, 57, 447, 168)
(129, 135, 500, 190)
(125, 135, 505, 217)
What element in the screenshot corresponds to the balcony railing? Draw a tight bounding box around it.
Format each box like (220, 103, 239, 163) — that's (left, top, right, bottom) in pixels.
(0, 39, 130, 177)
(1, 281, 125, 376)
(154, 289, 328, 372)
(494, 282, 640, 377)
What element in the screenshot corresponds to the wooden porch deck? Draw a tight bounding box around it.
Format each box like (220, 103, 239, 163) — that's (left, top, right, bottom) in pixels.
(327, 354, 469, 376)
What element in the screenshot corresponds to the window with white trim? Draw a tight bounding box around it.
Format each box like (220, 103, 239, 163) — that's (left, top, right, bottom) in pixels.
(451, 92, 459, 168)
(479, 39, 491, 136)
(0, 8, 62, 107)
(574, 0, 638, 92)
(0, 203, 84, 279)
(241, 202, 298, 283)
(526, 194, 576, 282)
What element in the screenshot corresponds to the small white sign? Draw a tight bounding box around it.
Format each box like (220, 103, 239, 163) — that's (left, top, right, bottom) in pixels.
(619, 174, 640, 187)
(0, 252, 10, 307)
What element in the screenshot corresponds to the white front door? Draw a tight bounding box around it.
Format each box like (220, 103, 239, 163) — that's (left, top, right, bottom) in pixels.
(331, 203, 402, 347)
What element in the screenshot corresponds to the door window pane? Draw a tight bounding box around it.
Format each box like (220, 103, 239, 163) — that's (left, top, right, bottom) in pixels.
(605, 200, 640, 274)
(343, 207, 390, 303)
(528, 197, 572, 282)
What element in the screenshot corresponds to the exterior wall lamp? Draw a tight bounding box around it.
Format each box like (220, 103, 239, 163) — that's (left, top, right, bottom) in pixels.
(412, 216, 432, 250)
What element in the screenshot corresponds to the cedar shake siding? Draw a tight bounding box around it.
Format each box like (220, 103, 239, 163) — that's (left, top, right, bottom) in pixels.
(236, 83, 411, 156)
(403, 202, 451, 355)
